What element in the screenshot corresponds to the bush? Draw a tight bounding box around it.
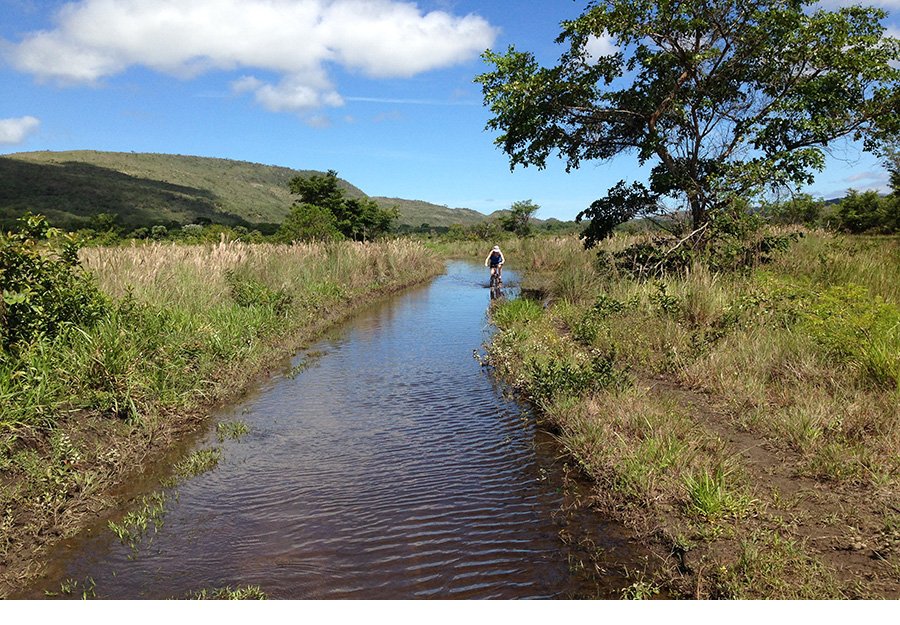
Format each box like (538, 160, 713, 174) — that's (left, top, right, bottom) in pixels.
(0, 214, 108, 351)
(835, 189, 897, 234)
(793, 283, 900, 388)
(601, 212, 800, 279)
(277, 203, 343, 243)
(224, 271, 293, 315)
(572, 294, 628, 344)
(761, 194, 824, 227)
(604, 237, 693, 278)
(527, 349, 629, 404)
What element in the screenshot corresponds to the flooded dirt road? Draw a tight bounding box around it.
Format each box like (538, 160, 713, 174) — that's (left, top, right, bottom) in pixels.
(19, 261, 647, 599)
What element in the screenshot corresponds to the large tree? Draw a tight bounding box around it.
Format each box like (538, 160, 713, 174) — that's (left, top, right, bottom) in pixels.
(477, 0, 900, 246)
(499, 199, 540, 237)
(285, 170, 398, 242)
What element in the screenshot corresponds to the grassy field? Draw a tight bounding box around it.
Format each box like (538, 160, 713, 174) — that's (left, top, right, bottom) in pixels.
(483, 232, 899, 598)
(0, 237, 439, 595)
(3, 227, 896, 598)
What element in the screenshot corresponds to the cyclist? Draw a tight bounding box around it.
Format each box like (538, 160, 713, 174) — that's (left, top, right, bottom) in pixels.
(484, 245, 504, 285)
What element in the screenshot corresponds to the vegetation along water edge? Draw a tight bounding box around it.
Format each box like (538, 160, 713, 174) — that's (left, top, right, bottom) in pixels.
(0, 215, 440, 596)
(481, 232, 899, 599)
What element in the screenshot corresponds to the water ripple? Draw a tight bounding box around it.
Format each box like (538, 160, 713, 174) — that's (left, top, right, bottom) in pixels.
(18, 262, 632, 600)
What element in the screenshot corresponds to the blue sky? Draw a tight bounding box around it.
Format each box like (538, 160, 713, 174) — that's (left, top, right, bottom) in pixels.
(1, 0, 898, 221)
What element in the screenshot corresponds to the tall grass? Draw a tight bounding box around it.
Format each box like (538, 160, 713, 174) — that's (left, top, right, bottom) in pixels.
(81, 239, 429, 306)
(484, 230, 899, 597)
(2, 239, 435, 433)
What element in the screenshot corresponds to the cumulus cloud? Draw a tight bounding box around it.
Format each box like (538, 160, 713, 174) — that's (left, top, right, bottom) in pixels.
(583, 34, 618, 63)
(5, 0, 497, 112)
(0, 116, 40, 144)
(814, 0, 900, 10)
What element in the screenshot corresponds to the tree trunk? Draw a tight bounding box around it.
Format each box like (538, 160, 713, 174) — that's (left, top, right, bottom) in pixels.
(689, 194, 709, 247)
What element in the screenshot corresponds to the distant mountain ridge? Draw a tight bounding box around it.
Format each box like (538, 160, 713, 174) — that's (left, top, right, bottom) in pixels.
(0, 150, 488, 231)
(370, 196, 486, 228)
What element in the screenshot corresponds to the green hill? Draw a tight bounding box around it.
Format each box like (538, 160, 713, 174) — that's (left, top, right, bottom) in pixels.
(371, 197, 486, 228)
(0, 150, 487, 231)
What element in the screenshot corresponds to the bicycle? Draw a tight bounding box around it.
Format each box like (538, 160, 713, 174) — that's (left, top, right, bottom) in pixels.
(489, 266, 503, 290)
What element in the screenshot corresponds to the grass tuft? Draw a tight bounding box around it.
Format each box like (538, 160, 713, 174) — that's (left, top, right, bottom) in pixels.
(173, 448, 221, 478)
(190, 585, 268, 600)
(683, 465, 754, 521)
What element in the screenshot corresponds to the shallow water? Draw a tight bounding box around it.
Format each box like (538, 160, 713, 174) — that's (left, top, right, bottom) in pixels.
(20, 261, 647, 599)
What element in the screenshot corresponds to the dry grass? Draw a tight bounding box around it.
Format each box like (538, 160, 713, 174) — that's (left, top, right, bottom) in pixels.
(482, 230, 900, 598)
(82, 238, 430, 307)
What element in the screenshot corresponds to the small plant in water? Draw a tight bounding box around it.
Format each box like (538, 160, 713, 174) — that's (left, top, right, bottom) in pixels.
(108, 491, 167, 553)
(216, 420, 250, 442)
(173, 448, 221, 478)
(621, 575, 660, 599)
(190, 585, 268, 600)
(49, 576, 96, 599)
(287, 350, 325, 379)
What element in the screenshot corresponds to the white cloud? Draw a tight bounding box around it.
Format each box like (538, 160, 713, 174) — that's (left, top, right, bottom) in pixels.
(843, 170, 889, 184)
(5, 0, 497, 112)
(305, 114, 333, 129)
(0, 116, 40, 144)
(815, 1, 900, 10)
(584, 34, 618, 62)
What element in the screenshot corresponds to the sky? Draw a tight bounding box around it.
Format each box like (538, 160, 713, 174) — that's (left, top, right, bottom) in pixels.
(1, 0, 898, 222)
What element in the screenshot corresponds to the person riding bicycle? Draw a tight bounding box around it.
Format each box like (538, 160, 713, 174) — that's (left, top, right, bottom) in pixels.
(485, 245, 504, 285)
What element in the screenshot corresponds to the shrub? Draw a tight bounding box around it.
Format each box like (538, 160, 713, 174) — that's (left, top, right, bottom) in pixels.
(573, 294, 627, 344)
(0, 214, 107, 351)
(607, 236, 693, 278)
(599, 211, 800, 279)
(793, 283, 900, 388)
(836, 189, 887, 234)
(527, 349, 629, 404)
(224, 271, 293, 315)
(761, 194, 824, 227)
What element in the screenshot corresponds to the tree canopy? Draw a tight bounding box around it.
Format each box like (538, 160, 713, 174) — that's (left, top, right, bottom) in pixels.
(281, 170, 398, 242)
(499, 199, 540, 237)
(476, 0, 900, 247)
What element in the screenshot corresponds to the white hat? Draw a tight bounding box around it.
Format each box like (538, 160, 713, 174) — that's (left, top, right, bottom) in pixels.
(492, 245, 500, 251)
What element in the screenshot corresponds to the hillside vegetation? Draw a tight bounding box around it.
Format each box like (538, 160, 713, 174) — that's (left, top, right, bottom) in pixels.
(370, 197, 485, 228)
(0, 150, 485, 231)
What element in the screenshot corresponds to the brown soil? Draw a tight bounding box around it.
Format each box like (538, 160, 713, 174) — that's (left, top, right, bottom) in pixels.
(602, 374, 899, 599)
